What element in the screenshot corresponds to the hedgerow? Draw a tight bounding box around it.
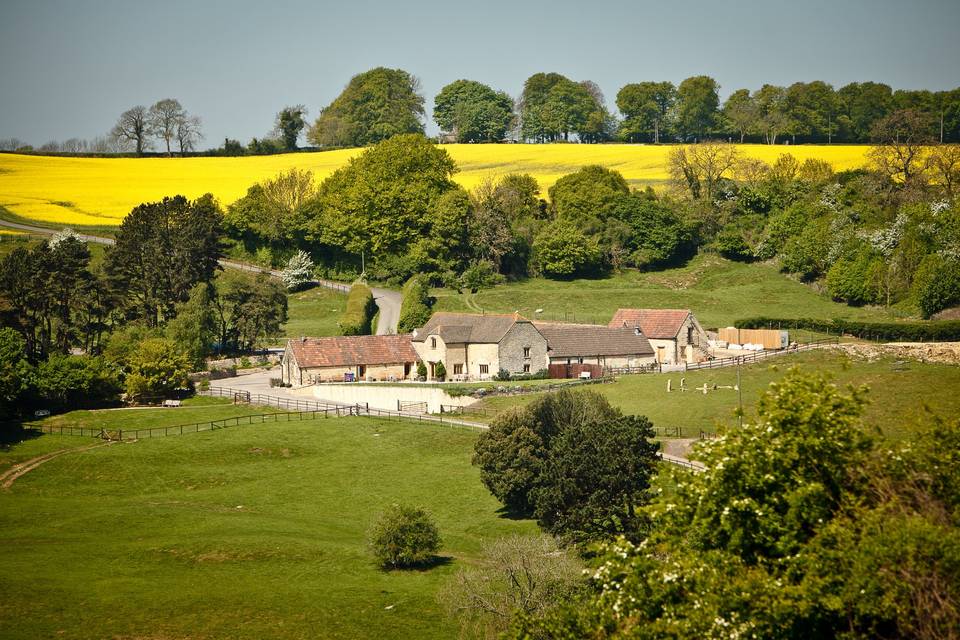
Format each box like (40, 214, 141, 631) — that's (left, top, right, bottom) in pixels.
(735, 316, 960, 342)
(339, 282, 377, 336)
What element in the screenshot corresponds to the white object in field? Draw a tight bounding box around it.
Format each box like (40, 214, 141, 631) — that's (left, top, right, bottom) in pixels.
(729, 343, 743, 350)
(34, 409, 50, 417)
(579, 371, 592, 379)
(162, 399, 181, 407)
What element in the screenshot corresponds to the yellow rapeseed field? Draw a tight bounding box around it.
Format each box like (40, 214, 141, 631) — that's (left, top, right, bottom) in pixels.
(0, 144, 871, 227)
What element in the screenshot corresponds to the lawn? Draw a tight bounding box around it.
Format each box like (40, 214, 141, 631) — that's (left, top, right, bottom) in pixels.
(433, 253, 915, 328)
(0, 411, 536, 639)
(463, 350, 960, 440)
(0, 145, 871, 228)
(283, 284, 348, 339)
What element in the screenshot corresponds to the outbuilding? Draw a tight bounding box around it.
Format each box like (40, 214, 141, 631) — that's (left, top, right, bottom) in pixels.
(281, 334, 419, 385)
(609, 308, 709, 364)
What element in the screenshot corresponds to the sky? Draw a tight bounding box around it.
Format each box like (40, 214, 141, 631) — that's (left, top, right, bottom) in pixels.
(1, 0, 959, 149)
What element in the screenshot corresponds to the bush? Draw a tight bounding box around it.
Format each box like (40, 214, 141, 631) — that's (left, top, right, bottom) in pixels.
(368, 504, 442, 569)
(495, 368, 511, 381)
(338, 282, 377, 336)
(397, 275, 433, 332)
(911, 254, 960, 318)
(532, 221, 604, 279)
(735, 316, 960, 342)
(279, 250, 315, 291)
(714, 228, 753, 261)
(434, 361, 446, 380)
(460, 260, 502, 292)
(416, 361, 427, 379)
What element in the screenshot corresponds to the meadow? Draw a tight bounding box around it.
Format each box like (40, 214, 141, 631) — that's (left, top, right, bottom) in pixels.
(0, 144, 871, 227)
(462, 350, 960, 440)
(433, 253, 912, 329)
(0, 402, 536, 639)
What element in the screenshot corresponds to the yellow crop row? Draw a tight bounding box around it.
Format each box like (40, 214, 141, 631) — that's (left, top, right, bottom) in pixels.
(0, 144, 871, 226)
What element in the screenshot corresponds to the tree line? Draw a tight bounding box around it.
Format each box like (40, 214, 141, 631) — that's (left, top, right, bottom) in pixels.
(5, 69, 960, 155)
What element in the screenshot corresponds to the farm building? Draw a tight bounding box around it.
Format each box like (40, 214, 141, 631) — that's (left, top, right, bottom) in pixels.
(281, 334, 419, 386)
(609, 308, 709, 364)
(412, 312, 548, 380)
(534, 322, 656, 378)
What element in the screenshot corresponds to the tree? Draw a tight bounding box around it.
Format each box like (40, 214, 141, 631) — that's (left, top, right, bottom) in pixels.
(721, 89, 758, 143)
(148, 99, 186, 156)
(868, 108, 935, 185)
(211, 271, 288, 350)
(225, 168, 315, 255)
(532, 220, 603, 278)
(610, 192, 691, 268)
(33, 354, 121, 410)
(175, 115, 203, 153)
(308, 67, 424, 147)
(279, 250, 314, 291)
(104, 194, 224, 326)
(433, 79, 515, 142)
(124, 338, 192, 401)
(548, 165, 630, 223)
(616, 81, 676, 143)
(753, 84, 793, 145)
(926, 143, 960, 197)
(668, 141, 740, 201)
(303, 134, 457, 256)
(472, 390, 621, 515)
(532, 414, 659, 541)
(519, 73, 602, 142)
(441, 535, 582, 640)
(368, 504, 442, 569)
(397, 275, 433, 333)
(165, 283, 218, 368)
(0, 328, 33, 419)
(111, 106, 150, 155)
(837, 82, 894, 141)
(675, 75, 720, 140)
(785, 81, 837, 142)
(274, 105, 308, 150)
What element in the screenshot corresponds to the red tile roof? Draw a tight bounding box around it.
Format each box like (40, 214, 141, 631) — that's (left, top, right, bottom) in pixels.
(608, 309, 692, 339)
(288, 334, 418, 369)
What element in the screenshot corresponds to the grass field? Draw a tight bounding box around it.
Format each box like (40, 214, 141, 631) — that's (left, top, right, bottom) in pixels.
(0, 144, 871, 227)
(433, 253, 912, 328)
(461, 350, 960, 439)
(283, 284, 348, 338)
(0, 408, 536, 639)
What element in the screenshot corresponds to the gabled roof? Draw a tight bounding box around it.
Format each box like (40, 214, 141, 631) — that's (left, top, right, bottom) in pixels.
(609, 309, 692, 340)
(288, 334, 418, 368)
(412, 312, 532, 344)
(535, 322, 654, 358)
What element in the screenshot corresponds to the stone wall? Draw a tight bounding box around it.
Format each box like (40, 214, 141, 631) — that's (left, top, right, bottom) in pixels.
(499, 322, 549, 374)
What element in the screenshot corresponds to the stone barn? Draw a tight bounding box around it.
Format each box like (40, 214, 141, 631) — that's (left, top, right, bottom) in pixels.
(534, 322, 656, 377)
(609, 308, 709, 364)
(281, 334, 419, 386)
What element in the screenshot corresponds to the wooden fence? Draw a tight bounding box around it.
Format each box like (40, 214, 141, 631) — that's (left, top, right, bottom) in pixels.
(682, 337, 838, 372)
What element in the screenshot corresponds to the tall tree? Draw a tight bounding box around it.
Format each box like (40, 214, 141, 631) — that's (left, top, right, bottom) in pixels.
(721, 88, 757, 143)
(753, 84, 793, 144)
(110, 106, 150, 155)
(433, 79, 515, 142)
(836, 82, 894, 141)
(519, 73, 602, 142)
(675, 75, 720, 141)
(104, 194, 224, 325)
(175, 115, 203, 153)
(784, 81, 837, 142)
(148, 99, 186, 156)
(868, 108, 935, 185)
(275, 105, 308, 150)
(668, 141, 740, 202)
(616, 81, 676, 143)
(307, 67, 424, 147)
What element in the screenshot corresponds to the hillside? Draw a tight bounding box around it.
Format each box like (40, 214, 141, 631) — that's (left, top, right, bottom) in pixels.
(0, 144, 871, 227)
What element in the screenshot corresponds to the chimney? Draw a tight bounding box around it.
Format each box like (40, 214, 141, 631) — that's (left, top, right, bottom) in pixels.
(300, 336, 306, 343)
(634, 326, 643, 336)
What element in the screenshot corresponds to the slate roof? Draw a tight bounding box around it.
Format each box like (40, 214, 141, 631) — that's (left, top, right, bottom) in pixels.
(412, 312, 530, 344)
(535, 322, 654, 358)
(608, 309, 692, 340)
(288, 334, 418, 369)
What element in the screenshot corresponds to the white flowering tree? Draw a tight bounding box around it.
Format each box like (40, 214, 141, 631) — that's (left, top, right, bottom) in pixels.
(279, 250, 314, 291)
(49, 227, 82, 248)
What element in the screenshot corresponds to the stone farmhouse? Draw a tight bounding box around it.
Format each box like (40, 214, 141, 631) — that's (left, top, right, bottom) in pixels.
(281, 334, 419, 385)
(608, 308, 709, 364)
(411, 312, 547, 380)
(533, 322, 656, 376)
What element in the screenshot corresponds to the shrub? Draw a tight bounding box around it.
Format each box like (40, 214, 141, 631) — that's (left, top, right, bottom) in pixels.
(460, 260, 502, 292)
(495, 368, 511, 381)
(368, 504, 442, 569)
(125, 338, 192, 402)
(397, 275, 433, 332)
(338, 283, 377, 336)
(416, 361, 427, 379)
(714, 228, 753, 261)
(911, 254, 960, 318)
(531, 221, 604, 279)
(434, 361, 446, 380)
(279, 250, 314, 291)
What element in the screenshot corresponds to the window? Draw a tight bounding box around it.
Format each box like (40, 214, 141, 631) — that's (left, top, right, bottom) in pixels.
(453, 364, 463, 375)
(479, 364, 489, 375)
(431, 337, 437, 349)
(523, 364, 530, 373)
(578, 357, 584, 364)
(523, 347, 530, 358)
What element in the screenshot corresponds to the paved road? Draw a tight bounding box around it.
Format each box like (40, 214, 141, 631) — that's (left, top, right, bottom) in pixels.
(0, 218, 402, 334)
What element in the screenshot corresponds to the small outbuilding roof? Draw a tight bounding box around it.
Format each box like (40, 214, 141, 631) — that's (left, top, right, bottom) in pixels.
(535, 322, 654, 358)
(609, 309, 693, 340)
(287, 334, 418, 369)
(413, 312, 532, 344)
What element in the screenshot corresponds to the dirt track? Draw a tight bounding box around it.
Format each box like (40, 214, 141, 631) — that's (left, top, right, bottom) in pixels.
(0, 442, 113, 489)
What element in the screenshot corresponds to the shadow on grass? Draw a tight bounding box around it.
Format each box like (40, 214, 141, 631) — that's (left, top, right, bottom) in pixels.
(381, 555, 454, 572)
(495, 504, 533, 521)
(0, 426, 42, 450)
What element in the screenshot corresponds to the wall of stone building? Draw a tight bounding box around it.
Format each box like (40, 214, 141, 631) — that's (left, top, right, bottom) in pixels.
(301, 363, 411, 384)
(499, 322, 549, 374)
(548, 354, 656, 368)
(466, 343, 499, 379)
(672, 314, 709, 363)
(649, 338, 679, 364)
(281, 344, 301, 385)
